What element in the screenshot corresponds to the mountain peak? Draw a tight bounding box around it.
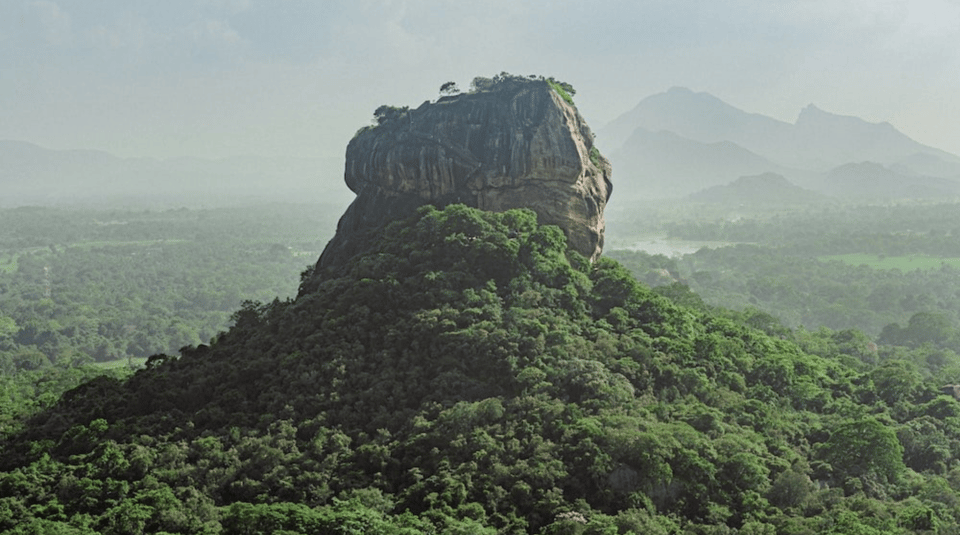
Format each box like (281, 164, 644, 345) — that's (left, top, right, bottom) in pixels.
(666, 86, 695, 95)
(658, 86, 732, 109)
(688, 172, 824, 204)
(796, 103, 859, 126)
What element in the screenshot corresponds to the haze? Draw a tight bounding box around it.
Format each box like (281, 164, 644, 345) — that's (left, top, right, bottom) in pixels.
(2, 0, 958, 161)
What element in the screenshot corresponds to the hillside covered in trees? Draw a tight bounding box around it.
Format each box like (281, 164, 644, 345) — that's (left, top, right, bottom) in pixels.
(3, 204, 960, 534)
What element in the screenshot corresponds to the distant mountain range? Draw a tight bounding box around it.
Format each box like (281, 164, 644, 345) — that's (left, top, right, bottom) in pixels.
(688, 172, 826, 205)
(0, 140, 349, 207)
(609, 128, 801, 199)
(7, 87, 960, 207)
(823, 162, 960, 200)
(600, 87, 960, 200)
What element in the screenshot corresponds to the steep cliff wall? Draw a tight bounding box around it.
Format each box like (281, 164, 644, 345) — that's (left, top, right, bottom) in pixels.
(314, 78, 612, 275)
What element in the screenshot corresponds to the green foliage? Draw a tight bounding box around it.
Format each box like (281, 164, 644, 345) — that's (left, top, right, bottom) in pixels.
(373, 105, 410, 126)
(545, 77, 576, 106)
(2, 203, 960, 533)
(466, 72, 577, 108)
(0, 204, 330, 371)
(767, 468, 814, 509)
(439, 81, 460, 96)
(818, 418, 906, 484)
(880, 312, 954, 348)
(609, 201, 960, 351)
(822, 252, 960, 270)
(589, 146, 601, 167)
(469, 71, 529, 93)
(470, 76, 495, 92)
(0, 366, 129, 437)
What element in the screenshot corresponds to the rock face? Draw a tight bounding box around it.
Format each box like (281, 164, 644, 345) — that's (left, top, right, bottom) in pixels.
(314, 78, 612, 274)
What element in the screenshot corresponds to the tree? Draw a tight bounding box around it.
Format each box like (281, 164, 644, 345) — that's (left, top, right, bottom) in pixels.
(905, 312, 953, 346)
(439, 81, 459, 96)
(819, 418, 905, 483)
(11, 347, 49, 371)
(545, 77, 576, 97)
(767, 468, 814, 509)
(545, 77, 576, 105)
(0, 315, 17, 340)
(373, 105, 409, 125)
(470, 76, 494, 92)
(869, 360, 922, 406)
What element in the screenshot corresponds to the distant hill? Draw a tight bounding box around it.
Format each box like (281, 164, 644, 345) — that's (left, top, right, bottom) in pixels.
(688, 172, 826, 205)
(600, 87, 960, 198)
(608, 128, 790, 199)
(600, 87, 792, 158)
(790, 104, 960, 171)
(890, 152, 960, 179)
(0, 140, 349, 207)
(822, 161, 960, 200)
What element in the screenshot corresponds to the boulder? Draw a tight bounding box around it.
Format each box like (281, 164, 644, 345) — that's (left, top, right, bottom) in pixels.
(314, 76, 612, 275)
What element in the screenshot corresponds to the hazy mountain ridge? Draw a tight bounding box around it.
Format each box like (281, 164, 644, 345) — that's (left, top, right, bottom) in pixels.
(608, 128, 798, 199)
(824, 161, 960, 200)
(791, 104, 960, 171)
(601, 88, 960, 199)
(688, 172, 826, 205)
(8, 86, 958, 206)
(0, 140, 349, 207)
(600, 87, 793, 156)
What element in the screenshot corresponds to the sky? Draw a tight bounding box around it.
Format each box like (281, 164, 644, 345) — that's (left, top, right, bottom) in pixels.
(2, 0, 959, 160)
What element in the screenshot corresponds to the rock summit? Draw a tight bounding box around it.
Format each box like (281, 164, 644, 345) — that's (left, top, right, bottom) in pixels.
(315, 74, 613, 273)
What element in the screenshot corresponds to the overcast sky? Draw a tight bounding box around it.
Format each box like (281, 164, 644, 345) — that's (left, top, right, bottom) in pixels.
(2, 0, 958, 160)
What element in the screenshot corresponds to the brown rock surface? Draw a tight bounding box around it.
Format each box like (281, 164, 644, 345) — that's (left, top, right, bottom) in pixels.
(315, 77, 612, 274)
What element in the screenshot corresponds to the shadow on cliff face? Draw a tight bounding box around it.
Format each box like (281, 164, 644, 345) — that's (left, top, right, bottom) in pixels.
(306, 74, 612, 291)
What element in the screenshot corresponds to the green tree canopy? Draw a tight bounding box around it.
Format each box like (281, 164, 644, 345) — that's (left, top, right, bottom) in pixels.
(819, 417, 906, 483)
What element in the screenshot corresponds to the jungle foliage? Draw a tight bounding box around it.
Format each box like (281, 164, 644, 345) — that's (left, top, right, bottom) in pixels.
(608, 200, 960, 341)
(0, 204, 335, 373)
(4, 204, 960, 534)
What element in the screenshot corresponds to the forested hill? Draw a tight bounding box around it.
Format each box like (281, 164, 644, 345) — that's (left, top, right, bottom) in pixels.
(2, 204, 959, 534)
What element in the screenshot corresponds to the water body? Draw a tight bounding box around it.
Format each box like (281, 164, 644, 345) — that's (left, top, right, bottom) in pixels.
(609, 238, 739, 257)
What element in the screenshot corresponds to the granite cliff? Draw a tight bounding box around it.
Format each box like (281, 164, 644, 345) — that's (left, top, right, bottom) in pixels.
(313, 75, 612, 276)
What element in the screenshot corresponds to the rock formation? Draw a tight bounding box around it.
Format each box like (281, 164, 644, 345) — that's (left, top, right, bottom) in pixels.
(313, 76, 612, 275)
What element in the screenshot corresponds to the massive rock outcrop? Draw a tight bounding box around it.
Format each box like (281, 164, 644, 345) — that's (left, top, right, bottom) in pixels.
(313, 76, 612, 276)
